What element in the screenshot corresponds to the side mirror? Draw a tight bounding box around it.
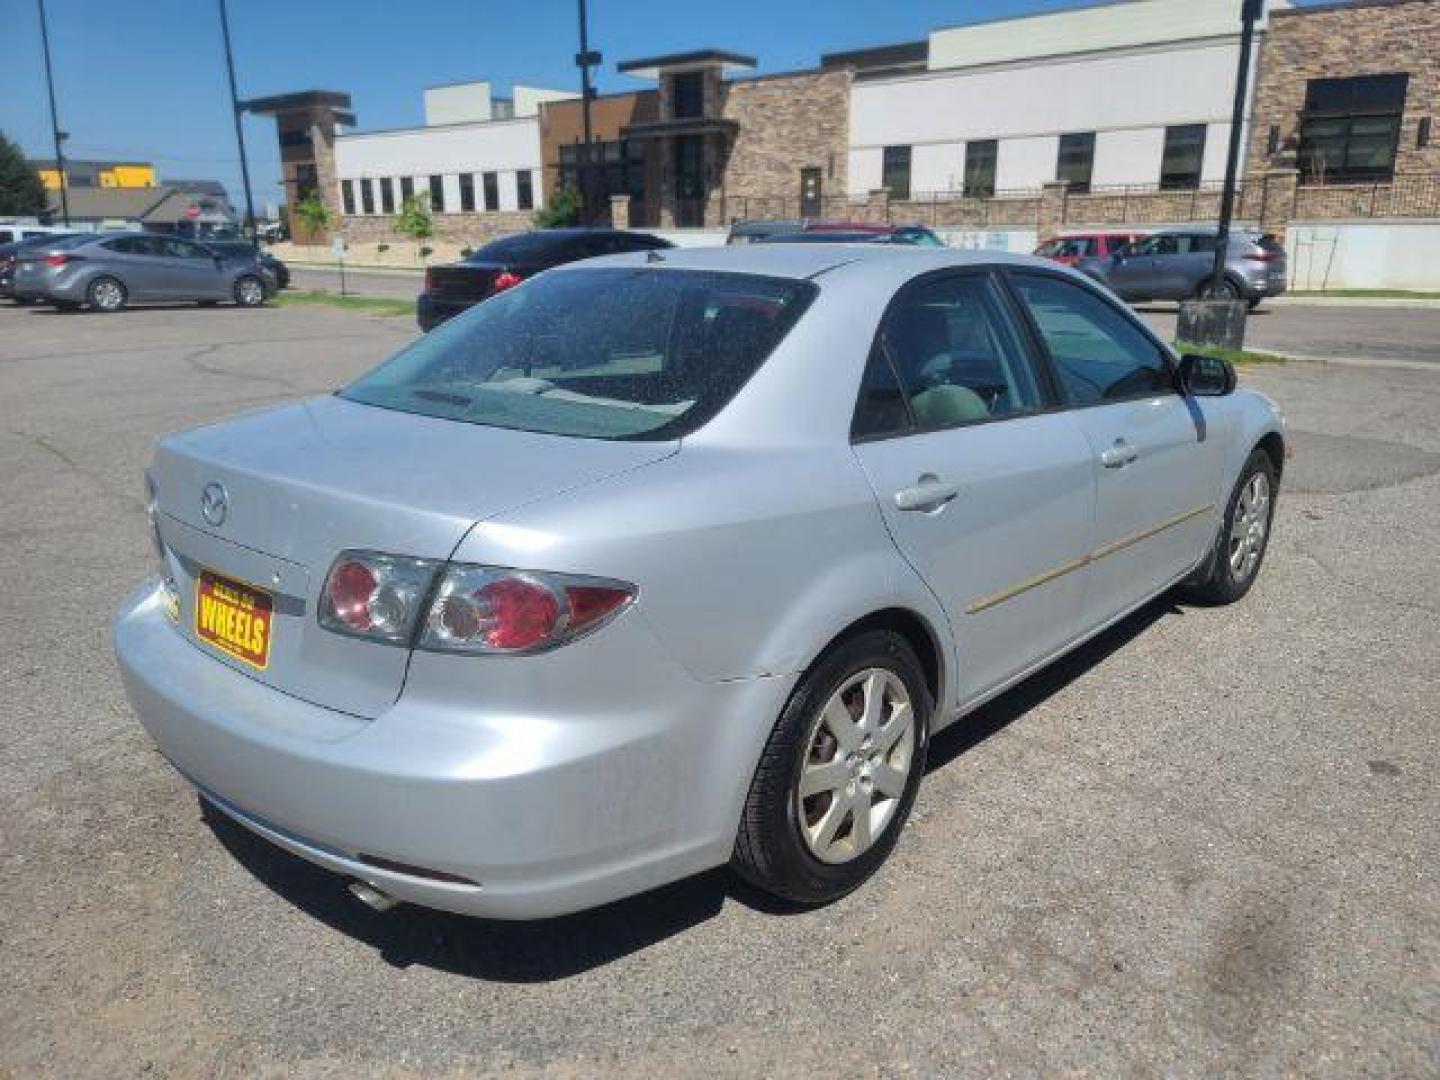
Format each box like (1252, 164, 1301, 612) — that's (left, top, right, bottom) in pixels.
(1178, 353, 1236, 397)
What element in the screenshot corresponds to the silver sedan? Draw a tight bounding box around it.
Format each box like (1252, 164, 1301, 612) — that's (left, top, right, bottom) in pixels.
(114, 245, 1286, 919)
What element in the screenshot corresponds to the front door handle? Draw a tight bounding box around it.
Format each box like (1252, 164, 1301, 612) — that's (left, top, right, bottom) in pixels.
(895, 474, 960, 513)
(1100, 438, 1139, 469)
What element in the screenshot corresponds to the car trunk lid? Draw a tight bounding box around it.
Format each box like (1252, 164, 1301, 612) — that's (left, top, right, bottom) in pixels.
(150, 394, 676, 717)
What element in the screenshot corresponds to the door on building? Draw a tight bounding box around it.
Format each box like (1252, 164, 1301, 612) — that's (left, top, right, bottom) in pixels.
(800, 167, 822, 219)
(673, 135, 704, 227)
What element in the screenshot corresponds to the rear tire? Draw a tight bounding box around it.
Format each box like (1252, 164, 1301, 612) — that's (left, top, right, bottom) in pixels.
(233, 275, 266, 307)
(732, 630, 931, 906)
(87, 276, 127, 313)
(1184, 448, 1278, 605)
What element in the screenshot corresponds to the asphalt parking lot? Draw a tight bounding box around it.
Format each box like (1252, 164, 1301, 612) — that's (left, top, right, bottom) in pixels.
(1, 299, 1437, 1077)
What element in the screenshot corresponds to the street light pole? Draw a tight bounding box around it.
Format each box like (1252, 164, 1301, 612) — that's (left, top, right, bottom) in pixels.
(36, 0, 69, 227)
(575, 0, 600, 224)
(218, 0, 258, 249)
(1208, 0, 1264, 297)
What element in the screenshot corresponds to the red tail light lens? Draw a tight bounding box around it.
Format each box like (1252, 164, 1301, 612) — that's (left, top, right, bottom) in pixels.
(319, 552, 438, 643)
(423, 567, 635, 654)
(493, 270, 522, 292)
(45, 253, 70, 267)
(1244, 251, 1279, 262)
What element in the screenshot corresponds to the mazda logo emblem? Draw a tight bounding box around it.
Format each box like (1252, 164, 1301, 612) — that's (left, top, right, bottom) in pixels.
(200, 482, 229, 527)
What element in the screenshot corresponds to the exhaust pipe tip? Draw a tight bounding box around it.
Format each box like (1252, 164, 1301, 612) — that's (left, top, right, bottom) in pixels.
(348, 880, 399, 913)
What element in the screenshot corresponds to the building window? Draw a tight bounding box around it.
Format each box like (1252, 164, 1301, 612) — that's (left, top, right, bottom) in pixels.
(517, 170, 534, 211)
(399, 176, 414, 203)
(360, 178, 375, 214)
(482, 171, 499, 211)
(673, 71, 704, 119)
(429, 175, 444, 212)
(379, 177, 395, 214)
(1057, 132, 1095, 192)
(295, 163, 319, 199)
(459, 173, 475, 212)
(964, 139, 996, 197)
(882, 146, 911, 200)
(1160, 124, 1207, 190)
(341, 179, 356, 215)
(1298, 73, 1408, 184)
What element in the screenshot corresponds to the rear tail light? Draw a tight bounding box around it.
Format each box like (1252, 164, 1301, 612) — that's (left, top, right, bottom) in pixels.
(493, 270, 522, 292)
(319, 552, 439, 644)
(319, 551, 635, 654)
(45, 253, 70, 267)
(1244, 251, 1279, 262)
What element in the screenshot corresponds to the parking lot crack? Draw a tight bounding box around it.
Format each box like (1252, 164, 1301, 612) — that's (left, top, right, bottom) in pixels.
(183, 343, 300, 390)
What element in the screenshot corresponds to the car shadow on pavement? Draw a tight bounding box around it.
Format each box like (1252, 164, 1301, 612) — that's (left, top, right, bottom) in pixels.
(202, 594, 1183, 983)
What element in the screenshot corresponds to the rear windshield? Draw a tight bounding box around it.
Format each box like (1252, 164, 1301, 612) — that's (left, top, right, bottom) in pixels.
(342, 267, 817, 440)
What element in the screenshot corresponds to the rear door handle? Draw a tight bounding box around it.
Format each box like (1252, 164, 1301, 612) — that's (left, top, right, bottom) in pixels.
(894, 474, 960, 512)
(1100, 438, 1139, 469)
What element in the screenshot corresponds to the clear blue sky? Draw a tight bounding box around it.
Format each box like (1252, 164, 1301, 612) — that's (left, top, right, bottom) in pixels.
(2, 0, 1293, 214)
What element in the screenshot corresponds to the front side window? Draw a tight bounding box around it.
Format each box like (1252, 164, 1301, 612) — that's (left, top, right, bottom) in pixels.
(882, 146, 912, 200)
(964, 139, 997, 198)
(1137, 234, 1181, 256)
(860, 274, 1043, 437)
(1057, 133, 1095, 193)
(482, 172, 499, 212)
(1160, 124, 1207, 190)
(342, 268, 816, 441)
(1009, 273, 1172, 405)
(1299, 73, 1408, 183)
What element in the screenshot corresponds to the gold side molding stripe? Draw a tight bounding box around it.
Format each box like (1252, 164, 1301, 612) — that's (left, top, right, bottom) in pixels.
(965, 503, 1214, 615)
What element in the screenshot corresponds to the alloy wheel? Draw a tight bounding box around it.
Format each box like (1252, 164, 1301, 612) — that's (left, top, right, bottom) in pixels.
(797, 667, 916, 865)
(1228, 471, 1270, 581)
(92, 280, 124, 311)
(237, 278, 264, 306)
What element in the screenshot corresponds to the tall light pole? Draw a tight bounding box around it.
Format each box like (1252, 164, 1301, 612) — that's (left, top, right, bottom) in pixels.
(218, 0, 258, 248)
(1208, 0, 1264, 297)
(36, 0, 69, 226)
(575, 0, 601, 224)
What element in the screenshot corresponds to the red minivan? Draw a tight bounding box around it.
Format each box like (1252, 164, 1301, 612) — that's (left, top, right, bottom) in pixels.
(1035, 232, 1147, 266)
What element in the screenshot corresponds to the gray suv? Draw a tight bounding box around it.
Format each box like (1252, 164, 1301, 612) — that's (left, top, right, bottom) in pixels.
(1079, 228, 1287, 309)
(11, 232, 271, 312)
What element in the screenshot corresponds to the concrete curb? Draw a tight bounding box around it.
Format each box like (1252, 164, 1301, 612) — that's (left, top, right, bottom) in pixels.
(1271, 295, 1440, 310)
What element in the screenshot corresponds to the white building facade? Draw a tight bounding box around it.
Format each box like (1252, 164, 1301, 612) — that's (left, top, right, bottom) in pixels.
(332, 80, 575, 218)
(848, 0, 1289, 199)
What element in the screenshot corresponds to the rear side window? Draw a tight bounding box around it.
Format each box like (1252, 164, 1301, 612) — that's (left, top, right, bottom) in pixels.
(855, 274, 1044, 438)
(343, 267, 816, 440)
(1009, 273, 1173, 405)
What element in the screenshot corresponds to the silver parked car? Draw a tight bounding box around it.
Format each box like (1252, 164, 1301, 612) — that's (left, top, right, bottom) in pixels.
(114, 246, 1286, 919)
(11, 231, 270, 312)
(1079, 228, 1288, 309)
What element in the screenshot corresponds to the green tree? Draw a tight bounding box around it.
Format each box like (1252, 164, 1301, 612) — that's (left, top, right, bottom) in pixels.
(394, 194, 435, 261)
(533, 184, 582, 229)
(292, 193, 333, 244)
(0, 131, 48, 218)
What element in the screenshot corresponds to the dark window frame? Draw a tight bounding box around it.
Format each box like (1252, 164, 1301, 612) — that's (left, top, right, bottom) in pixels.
(1056, 132, 1096, 193)
(882, 145, 912, 201)
(458, 173, 476, 212)
(379, 177, 395, 215)
(341, 179, 357, 216)
(429, 175, 444, 213)
(400, 176, 414, 203)
(360, 178, 375, 215)
(963, 139, 997, 197)
(672, 70, 705, 119)
(1298, 73, 1409, 184)
(517, 170, 534, 211)
(1159, 124, 1207, 190)
(482, 171, 499, 212)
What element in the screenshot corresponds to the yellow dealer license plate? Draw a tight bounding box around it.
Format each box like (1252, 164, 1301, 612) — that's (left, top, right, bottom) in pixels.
(195, 569, 274, 670)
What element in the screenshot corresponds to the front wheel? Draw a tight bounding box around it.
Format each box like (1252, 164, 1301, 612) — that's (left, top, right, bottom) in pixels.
(732, 630, 931, 905)
(1184, 448, 1278, 604)
(233, 275, 266, 307)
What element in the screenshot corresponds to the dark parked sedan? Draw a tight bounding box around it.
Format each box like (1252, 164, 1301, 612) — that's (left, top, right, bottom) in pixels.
(417, 228, 673, 331)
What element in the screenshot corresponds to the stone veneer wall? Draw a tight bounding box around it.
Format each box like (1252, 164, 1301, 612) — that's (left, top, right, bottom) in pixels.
(1246, 0, 1440, 180)
(339, 211, 535, 247)
(716, 69, 851, 221)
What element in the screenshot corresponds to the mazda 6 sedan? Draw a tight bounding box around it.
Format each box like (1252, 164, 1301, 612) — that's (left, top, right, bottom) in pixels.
(114, 245, 1286, 919)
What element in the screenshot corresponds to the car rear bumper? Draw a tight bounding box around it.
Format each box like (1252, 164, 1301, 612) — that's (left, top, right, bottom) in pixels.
(114, 580, 794, 919)
(417, 293, 476, 331)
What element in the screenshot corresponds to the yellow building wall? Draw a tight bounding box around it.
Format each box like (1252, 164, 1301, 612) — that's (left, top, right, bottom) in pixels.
(100, 165, 157, 188)
(37, 169, 64, 190)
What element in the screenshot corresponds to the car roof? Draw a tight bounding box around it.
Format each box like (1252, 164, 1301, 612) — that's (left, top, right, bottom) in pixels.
(574, 242, 1055, 284)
